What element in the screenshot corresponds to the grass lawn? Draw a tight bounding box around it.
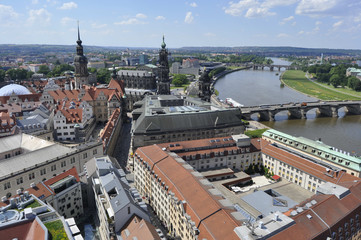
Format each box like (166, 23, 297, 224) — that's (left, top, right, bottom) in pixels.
(44, 220, 69, 240)
(245, 129, 268, 138)
(26, 200, 42, 209)
(170, 84, 189, 89)
(282, 70, 361, 101)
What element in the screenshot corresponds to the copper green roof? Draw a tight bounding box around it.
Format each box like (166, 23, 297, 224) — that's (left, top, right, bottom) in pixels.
(263, 129, 361, 172)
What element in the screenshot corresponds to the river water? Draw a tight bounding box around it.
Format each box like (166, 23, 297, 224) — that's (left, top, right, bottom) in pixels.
(215, 58, 361, 155)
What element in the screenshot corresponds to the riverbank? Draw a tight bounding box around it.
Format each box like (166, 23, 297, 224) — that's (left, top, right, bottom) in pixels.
(213, 66, 250, 85)
(280, 70, 361, 101)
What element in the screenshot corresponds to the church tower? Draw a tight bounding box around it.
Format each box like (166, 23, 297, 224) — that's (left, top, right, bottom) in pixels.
(198, 68, 213, 102)
(73, 22, 89, 89)
(157, 36, 170, 95)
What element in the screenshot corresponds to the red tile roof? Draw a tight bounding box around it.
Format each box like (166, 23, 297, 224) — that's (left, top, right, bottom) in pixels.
(136, 145, 242, 240)
(269, 181, 361, 240)
(100, 108, 121, 149)
(0, 218, 46, 240)
(120, 215, 160, 240)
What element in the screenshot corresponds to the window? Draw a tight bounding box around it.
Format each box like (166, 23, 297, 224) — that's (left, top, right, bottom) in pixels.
(83, 153, 87, 159)
(4, 182, 11, 190)
(29, 173, 35, 180)
(70, 157, 75, 164)
(40, 168, 46, 176)
(128, 206, 131, 214)
(61, 161, 66, 167)
(51, 165, 56, 171)
(16, 177, 23, 185)
(93, 149, 97, 155)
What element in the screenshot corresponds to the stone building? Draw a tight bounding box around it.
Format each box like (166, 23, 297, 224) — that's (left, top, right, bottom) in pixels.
(198, 69, 213, 102)
(131, 95, 244, 149)
(0, 133, 103, 198)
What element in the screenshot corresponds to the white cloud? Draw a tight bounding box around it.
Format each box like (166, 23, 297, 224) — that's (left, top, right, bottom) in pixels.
(60, 17, 74, 25)
(262, 0, 299, 8)
(296, 0, 339, 17)
(0, 4, 19, 26)
(190, 2, 197, 7)
(114, 18, 146, 25)
(224, 0, 277, 18)
(277, 33, 289, 37)
(280, 15, 294, 24)
(136, 13, 147, 19)
(155, 16, 166, 20)
(298, 30, 305, 35)
(184, 11, 194, 24)
(91, 23, 107, 29)
(59, 2, 77, 10)
(224, 0, 258, 17)
(32, 0, 39, 4)
(283, 15, 294, 22)
(333, 20, 343, 28)
(245, 7, 275, 18)
(114, 13, 149, 25)
(315, 21, 322, 25)
(28, 8, 51, 25)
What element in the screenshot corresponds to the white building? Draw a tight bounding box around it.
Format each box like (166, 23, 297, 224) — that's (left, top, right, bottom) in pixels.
(84, 156, 150, 240)
(0, 133, 103, 198)
(54, 100, 94, 142)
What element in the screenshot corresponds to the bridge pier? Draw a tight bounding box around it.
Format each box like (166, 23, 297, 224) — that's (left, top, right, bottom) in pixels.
(258, 111, 274, 121)
(316, 106, 333, 117)
(288, 108, 306, 119)
(345, 105, 361, 115)
(270, 66, 274, 71)
(241, 113, 252, 120)
(331, 107, 338, 118)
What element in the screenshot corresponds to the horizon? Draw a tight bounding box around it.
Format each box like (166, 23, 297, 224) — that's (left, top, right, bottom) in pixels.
(0, 1, 360, 49)
(1, 43, 361, 52)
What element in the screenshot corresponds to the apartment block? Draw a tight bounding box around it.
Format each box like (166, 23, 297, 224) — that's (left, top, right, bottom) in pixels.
(134, 144, 244, 240)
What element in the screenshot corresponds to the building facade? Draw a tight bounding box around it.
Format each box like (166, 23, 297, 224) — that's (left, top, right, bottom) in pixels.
(134, 145, 243, 240)
(0, 133, 103, 198)
(131, 95, 245, 149)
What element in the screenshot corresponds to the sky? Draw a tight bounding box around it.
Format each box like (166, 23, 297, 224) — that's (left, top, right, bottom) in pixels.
(0, 0, 360, 49)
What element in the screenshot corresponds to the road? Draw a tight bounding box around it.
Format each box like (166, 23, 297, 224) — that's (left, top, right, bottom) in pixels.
(112, 120, 132, 170)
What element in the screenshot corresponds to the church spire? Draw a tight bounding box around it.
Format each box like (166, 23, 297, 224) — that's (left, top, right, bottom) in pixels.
(76, 21, 83, 56)
(161, 34, 166, 49)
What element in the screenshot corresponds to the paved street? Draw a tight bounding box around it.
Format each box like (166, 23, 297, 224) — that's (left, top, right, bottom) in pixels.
(112, 120, 132, 170)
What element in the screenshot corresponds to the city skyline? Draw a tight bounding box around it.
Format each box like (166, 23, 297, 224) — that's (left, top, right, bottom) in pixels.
(0, 0, 360, 49)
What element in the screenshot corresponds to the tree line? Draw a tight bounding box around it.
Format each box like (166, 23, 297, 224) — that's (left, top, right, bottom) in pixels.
(305, 64, 361, 91)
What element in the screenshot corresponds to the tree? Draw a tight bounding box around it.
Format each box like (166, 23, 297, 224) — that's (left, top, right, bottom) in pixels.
(355, 81, 361, 92)
(330, 74, 342, 88)
(88, 67, 97, 74)
(0, 69, 5, 82)
(172, 74, 188, 87)
(51, 64, 74, 76)
(38, 65, 51, 75)
(97, 68, 111, 84)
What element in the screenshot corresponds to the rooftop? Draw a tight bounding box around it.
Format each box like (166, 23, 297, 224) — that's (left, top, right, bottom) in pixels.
(136, 145, 242, 240)
(263, 129, 361, 171)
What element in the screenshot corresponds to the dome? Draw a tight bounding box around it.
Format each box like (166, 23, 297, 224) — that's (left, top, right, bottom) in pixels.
(0, 84, 31, 96)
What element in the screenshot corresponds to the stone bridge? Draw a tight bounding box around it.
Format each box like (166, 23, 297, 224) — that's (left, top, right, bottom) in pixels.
(247, 64, 298, 71)
(241, 101, 361, 121)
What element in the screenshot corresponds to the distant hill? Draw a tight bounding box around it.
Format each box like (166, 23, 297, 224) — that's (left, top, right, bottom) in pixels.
(179, 46, 361, 56)
(0, 44, 360, 57)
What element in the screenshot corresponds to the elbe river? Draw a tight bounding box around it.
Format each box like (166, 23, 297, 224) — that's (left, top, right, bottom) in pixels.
(215, 58, 361, 155)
